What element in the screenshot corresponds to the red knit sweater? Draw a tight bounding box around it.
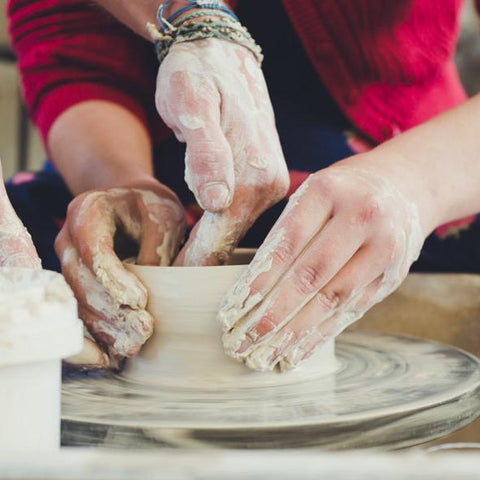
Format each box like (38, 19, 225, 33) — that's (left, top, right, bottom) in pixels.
(7, 0, 469, 146)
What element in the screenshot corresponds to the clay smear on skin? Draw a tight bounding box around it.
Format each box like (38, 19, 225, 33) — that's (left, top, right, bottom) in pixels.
(63, 247, 153, 357)
(218, 226, 287, 332)
(218, 179, 313, 341)
(220, 168, 424, 372)
(158, 39, 288, 266)
(279, 170, 424, 371)
(137, 190, 186, 265)
(76, 188, 185, 306)
(72, 188, 185, 356)
(0, 197, 41, 269)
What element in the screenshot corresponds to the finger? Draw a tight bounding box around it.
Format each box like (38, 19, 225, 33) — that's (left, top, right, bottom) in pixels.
(223, 213, 366, 360)
(177, 132, 289, 269)
(279, 276, 385, 371)
(64, 336, 109, 369)
(218, 174, 332, 331)
(0, 232, 41, 268)
(174, 209, 247, 267)
(158, 68, 235, 213)
(184, 127, 235, 213)
(67, 193, 148, 309)
(56, 231, 154, 359)
(124, 193, 186, 266)
(243, 241, 393, 371)
(0, 199, 41, 269)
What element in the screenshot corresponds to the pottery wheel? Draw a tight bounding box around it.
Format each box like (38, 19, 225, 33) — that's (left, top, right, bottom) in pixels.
(61, 331, 480, 450)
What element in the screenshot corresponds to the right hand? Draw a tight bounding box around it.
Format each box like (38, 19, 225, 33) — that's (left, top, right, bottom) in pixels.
(55, 179, 186, 367)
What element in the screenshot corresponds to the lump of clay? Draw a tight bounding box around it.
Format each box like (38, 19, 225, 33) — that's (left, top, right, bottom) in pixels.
(0, 268, 82, 366)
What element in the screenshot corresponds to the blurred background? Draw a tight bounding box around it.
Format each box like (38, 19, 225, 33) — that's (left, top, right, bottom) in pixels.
(0, 1, 479, 180)
(0, 0, 44, 179)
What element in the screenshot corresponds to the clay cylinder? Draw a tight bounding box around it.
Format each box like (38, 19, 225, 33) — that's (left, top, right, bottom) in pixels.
(124, 250, 335, 385)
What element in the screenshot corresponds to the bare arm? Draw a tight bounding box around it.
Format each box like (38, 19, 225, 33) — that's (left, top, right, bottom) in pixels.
(48, 101, 154, 195)
(369, 93, 480, 230)
(94, 0, 228, 40)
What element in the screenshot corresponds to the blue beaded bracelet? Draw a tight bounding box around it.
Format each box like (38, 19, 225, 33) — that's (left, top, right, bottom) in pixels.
(157, 0, 239, 32)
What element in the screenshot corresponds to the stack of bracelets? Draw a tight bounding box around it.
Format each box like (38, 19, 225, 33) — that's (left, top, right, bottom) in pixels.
(147, 0, 263, 66)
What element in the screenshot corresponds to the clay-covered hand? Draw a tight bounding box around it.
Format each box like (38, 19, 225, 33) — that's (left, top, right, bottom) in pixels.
(219, 160, 427, 371)
(156, 38, 289, 266)
(0, 176, 40, 269)
(55, 179, 186, 366)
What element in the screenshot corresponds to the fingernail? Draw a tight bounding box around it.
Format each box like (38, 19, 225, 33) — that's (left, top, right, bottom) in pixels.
(127, 345, 141, 357)
(301, 348, 315, 362)
(266, 331, 296, 365)
(237, 337, 253, 354)
(285, 345, 308, 368)
(249, 318, 276, 342)
(199, 182, 230, 211)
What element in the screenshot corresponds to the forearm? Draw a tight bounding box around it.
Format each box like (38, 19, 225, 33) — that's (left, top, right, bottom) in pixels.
(349, 94, 480, 235)
(95, 0, 228, 40)
(47, 101, 154, 195)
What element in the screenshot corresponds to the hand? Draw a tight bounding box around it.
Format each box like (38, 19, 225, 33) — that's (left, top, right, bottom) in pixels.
(219, 159, 427, 371)
(55, 179, 186, 367)
(156, 37, 289, 266)
(0, 177, 40, 269)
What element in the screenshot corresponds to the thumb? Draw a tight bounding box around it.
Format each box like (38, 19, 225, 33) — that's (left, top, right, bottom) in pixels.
(184, 126, 235, 213)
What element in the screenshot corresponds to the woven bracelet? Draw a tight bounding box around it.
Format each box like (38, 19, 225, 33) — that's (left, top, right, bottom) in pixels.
(157, 0, 238, 32)
(167, 1, 239, 25)
(171, 9, 237, 26)
(147, 6, 263, 66)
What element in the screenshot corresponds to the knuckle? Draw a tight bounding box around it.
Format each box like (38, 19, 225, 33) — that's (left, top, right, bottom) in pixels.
(253, 309, 279, 339)
(310, 171, 333, 196)
(271, 239, 295, 265)
(292, 264, 324, 296)
(272, 174, 290, 200)
(313, 289, 341, 311)
(65, 199, 78, 218)
(356, 194, 384, 225)
(53, 232, 64, 254)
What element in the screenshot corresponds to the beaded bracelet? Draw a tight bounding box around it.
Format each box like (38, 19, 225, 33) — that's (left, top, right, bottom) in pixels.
(167, 1, 239, 25)
(171, 8, 237, 27)
(157, 0, 238, 33)
(147, 2, 263, 66)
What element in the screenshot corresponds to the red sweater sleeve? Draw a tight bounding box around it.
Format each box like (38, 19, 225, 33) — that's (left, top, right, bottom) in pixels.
(7, 0, 164, 144)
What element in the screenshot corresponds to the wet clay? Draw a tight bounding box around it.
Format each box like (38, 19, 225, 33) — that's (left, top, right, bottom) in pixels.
(123, 249, 336, 386)
(61, 263, 480, 450)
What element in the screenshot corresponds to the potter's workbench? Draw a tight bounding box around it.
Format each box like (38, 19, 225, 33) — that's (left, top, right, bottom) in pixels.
(2, 449, 480, 479)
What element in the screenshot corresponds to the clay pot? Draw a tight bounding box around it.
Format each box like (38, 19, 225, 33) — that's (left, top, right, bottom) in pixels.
(124, 250, 335, 385)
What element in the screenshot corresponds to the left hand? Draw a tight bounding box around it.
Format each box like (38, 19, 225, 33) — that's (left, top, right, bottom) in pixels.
(219, 158, 428, 371)
(155, 37, 289, 266)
